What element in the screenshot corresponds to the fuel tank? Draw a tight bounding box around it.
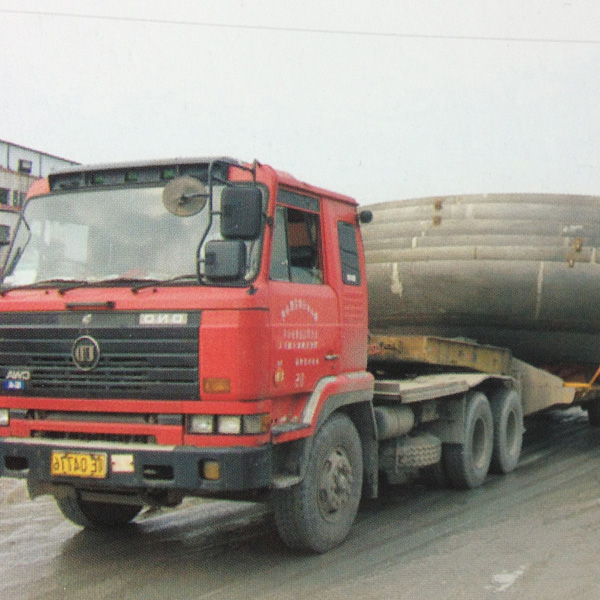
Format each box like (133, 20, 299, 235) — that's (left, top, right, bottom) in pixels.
(362, 194, 600, 367)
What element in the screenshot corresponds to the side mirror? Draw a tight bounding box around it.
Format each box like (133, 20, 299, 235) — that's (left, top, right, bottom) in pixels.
(221, 186, 263, 240)
(358, 210, 373, 224)
(204, 240, 246, 281)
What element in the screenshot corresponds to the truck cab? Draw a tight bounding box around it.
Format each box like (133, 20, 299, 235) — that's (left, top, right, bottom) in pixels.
(0, 158, 374, 552)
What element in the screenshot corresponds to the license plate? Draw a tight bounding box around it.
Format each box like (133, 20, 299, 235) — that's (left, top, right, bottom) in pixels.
(51, 451, 108, 479)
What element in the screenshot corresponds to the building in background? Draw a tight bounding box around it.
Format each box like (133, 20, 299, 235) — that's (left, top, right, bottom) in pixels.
(0, 139, 78, 207)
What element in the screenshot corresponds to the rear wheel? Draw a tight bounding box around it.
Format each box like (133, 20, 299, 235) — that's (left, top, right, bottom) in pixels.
(443, 392, 494, 490)
(272, 412, 363, 553)
(489, 389, 523, 474)
(56, 492, 143, 529)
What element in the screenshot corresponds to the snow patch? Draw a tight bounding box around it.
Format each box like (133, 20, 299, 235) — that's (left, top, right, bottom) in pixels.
(486, 565, 527, 592)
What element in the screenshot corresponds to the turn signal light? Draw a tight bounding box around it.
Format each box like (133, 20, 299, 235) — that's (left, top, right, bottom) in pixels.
(203, 377, 231, 394)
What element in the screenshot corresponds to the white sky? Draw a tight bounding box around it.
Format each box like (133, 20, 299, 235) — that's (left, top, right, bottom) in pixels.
(1, 0, 600, 204)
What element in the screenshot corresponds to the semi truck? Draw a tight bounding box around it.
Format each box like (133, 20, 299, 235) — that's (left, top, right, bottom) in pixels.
(0, 157, 596, 553)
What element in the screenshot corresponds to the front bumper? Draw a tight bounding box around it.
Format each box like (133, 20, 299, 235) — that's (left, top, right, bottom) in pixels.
(0, 437, 272, 496)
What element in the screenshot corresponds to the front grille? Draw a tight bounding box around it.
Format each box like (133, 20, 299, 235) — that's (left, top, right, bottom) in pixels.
(0, 311, 200, 400)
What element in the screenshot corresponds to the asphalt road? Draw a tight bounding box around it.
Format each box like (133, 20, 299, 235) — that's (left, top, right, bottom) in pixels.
(1, 408, 600, 600)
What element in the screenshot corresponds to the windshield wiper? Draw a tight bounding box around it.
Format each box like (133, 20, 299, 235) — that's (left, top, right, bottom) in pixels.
(57, 276, 185, 294)
(0, 278, 90, 296)
(131, 274, 200, 293)
(1, 274, 203, 296)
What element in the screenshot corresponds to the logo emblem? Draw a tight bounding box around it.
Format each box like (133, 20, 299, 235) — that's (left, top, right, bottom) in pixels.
(72, 336, 101, 371)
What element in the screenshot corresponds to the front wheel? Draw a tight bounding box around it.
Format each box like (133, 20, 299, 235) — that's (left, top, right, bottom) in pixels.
(56, 492, 143, 529)
(272, 412, 363, 553)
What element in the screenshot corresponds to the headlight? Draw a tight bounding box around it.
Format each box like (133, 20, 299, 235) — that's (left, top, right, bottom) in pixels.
(243, 414, 271, 434)
(188, 415, 214, 434)
(0, 409, 9, 427)
(217, 415, 242, 435)
(187, 413, 270, 435)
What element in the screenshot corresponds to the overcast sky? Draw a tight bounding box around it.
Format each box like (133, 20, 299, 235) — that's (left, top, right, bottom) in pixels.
(1, 0, 600, 204)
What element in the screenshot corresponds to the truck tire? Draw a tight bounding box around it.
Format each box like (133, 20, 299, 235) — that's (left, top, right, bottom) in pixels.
(489, 389, 523, 474)
(272, 412, 363, 553)
(56, 492, 143, 529)
(443, 392, 493, 490)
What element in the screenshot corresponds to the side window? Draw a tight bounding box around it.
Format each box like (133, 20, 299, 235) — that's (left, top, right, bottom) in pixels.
(270, 205, 323, 284)
(338, 221, 361, 286)
(270, 207, 289, 281)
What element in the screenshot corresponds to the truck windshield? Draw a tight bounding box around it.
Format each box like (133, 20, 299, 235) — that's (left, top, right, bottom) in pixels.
(3, 184, 264, 288)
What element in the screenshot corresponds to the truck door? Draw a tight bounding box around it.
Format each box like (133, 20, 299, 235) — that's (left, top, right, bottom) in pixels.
(269, 190, 340, 396)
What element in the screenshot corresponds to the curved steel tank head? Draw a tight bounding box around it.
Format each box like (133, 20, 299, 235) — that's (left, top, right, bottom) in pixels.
(361, 193, 600, 368)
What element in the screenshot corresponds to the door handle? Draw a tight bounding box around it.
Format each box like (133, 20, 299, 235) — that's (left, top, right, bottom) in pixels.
(325, 354, 340, 361)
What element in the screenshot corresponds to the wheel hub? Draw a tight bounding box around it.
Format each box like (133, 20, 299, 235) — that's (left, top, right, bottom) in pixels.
(318, 447, 353, 518)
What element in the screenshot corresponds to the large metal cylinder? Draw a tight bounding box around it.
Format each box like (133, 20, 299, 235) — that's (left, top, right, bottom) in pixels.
(361, 194, 600, 367)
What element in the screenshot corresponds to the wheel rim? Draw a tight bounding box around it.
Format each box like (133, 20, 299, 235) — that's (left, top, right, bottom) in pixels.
(318, 445, 353, 522)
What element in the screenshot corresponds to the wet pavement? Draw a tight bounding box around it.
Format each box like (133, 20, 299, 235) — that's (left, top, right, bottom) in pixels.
(1, 408, 600, 599)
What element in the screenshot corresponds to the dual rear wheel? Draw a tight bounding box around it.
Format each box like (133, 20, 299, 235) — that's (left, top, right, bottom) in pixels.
(442, 389, 523, 490)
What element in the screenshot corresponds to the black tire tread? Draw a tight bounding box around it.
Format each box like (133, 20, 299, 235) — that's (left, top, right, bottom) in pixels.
(56, 493, 142, 529)
(489, 389, 523, 474)
(443, 392, 493, 490)
(272, 412, 363, 553)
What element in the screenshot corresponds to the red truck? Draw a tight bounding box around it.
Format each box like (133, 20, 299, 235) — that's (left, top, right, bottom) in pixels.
(0, 158, 594, 553)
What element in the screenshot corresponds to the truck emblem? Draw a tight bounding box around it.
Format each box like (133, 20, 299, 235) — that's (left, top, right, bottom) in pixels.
(6, 370, 31, 380)
(72, 336, 101, 371)
(139, 313, 188, 326)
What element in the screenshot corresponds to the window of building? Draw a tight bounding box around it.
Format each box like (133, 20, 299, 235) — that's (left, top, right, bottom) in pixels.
(0, 188, 10, 205)
(12, 190, 25, 207)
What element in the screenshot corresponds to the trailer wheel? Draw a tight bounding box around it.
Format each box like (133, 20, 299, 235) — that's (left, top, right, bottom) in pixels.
(272, 412, 363, 553)
(443, 392, 493, 490)
(489, 389, 523, 474)
(56, 492, 143, 529)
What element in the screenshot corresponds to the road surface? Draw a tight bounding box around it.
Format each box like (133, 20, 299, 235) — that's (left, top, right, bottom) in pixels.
(1, 408, 600, 599)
